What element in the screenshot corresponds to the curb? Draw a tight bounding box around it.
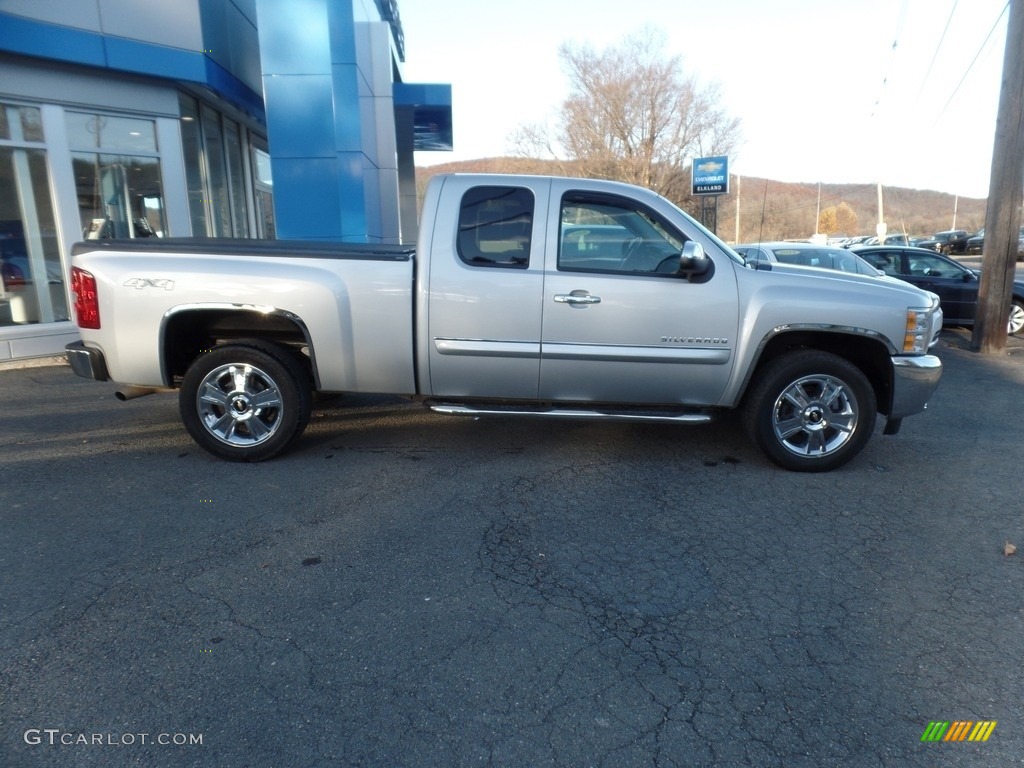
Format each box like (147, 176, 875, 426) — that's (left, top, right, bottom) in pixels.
(0, 355, 69, 372)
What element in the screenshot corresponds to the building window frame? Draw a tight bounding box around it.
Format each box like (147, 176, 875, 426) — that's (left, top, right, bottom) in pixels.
(64, 110, 167, 240)
(179, 92, 270, 239)
(0, 101, 69, 326)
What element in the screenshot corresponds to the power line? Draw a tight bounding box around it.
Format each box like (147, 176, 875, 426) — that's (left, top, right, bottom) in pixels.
(931, 1, 1009, 127)
(913, 0, 960, 109)
(871, 0, 912, 117)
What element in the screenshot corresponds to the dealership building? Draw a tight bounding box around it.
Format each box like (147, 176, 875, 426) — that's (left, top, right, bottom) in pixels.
(0, 0, 451, 361)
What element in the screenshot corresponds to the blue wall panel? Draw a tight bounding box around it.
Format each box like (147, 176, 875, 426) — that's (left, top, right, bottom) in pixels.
(256, 0, 374, 241)
(328, 1, 358, 66)
(203, 58, 265, 122)
(337, 152, 368, 241)
(0, 12, 105, 67)
(331, 65, 363, 153)
(104, 37, 206, 82)
(261, 74, 337, 158)
(255, 0, 333, 75)
(0, 11, 262, 122)
(270, 158, 343, 239)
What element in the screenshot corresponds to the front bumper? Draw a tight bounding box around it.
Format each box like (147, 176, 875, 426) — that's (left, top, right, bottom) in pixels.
(889, 354, 942, 419)
(65, 340, 109, 381)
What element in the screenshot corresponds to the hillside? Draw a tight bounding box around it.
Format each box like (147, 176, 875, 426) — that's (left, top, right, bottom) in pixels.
(415, 157, 987, 243)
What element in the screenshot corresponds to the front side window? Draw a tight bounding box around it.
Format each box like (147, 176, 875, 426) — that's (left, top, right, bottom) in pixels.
(558, 193, 685, 275)
(456, 186, 533, 268)
(906, 252, 968, 279)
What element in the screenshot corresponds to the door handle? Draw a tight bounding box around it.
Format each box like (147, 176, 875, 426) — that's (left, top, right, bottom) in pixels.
(554, 292, 601, 305)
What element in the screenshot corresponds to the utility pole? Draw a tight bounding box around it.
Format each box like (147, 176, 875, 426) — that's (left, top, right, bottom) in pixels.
(876, 182, 886, 241)
(734, 175, 741, 243)
(815, 182, 821, 235)
(972, 0, 1024, 353)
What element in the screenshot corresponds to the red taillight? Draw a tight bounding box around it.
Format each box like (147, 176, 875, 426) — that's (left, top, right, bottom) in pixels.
(71, 266, 100, 329)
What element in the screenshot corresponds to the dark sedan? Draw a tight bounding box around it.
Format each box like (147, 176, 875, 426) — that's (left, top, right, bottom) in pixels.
(963, 226, 1024, 258)
(852, 245, 1024, 335)
(966, 229, 984, 254)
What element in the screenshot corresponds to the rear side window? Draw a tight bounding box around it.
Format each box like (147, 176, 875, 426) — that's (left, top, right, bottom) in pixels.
(860, 250, 901, 276)
(456, 186, 533, 268)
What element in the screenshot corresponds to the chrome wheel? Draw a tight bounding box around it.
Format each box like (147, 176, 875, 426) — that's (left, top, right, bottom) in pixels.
(180, 342, 311, 461)
(744, 350, 876, 472)
(771, 374, 858, 457)
(197, 362, 284, 446)
(1008, 301, 1024, 336)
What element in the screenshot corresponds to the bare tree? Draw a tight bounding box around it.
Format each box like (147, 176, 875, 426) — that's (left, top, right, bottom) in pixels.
(511, 28, 741, 203)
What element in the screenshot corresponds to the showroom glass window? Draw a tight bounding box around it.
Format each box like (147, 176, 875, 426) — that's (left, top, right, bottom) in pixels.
(179, 94, 255, 238)
(66, 112, 166, 239)
(251, 137, 275, 239)
(0, 103, 67, 326)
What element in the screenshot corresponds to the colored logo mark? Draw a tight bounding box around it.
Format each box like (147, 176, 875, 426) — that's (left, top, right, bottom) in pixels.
(921, 721, 997, 742)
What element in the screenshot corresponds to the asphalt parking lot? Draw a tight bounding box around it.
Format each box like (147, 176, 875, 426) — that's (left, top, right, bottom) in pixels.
(2, 330, 1023, 767)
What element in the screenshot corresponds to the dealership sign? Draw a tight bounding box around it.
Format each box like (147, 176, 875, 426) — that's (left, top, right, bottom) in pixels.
(692, 156, 729, 195)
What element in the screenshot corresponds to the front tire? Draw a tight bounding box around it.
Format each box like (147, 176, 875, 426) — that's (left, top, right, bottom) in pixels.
(744, 350, 876, 472)
(179, 342, 311, 461)
(1008, 299, 1024, 336)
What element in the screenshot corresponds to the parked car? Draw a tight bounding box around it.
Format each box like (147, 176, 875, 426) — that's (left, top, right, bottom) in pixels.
(963, 226, 1024, 258)
(852, 245, 1024, 335)
(733, 242, 884, 276)
(839, 235, 873, 249)
(860, 234, 913, 247)
(916, 229, 969, 255)
(966, 229, 984, 254)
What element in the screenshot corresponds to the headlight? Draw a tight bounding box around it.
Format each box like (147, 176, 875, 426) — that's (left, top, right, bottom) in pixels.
(904, 308, 932, 353)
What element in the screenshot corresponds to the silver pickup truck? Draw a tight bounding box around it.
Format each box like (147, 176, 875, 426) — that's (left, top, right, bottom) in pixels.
(65, 173, 943, 471)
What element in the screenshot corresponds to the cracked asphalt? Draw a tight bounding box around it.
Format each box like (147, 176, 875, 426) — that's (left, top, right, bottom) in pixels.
(2, 330, 1023, 767)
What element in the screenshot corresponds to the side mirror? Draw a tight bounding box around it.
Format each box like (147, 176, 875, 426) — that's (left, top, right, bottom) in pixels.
(679, 241, 710, 280)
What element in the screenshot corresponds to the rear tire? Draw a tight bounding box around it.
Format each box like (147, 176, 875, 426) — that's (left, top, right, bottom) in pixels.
(179, 342, 311, 461)
(744, 350, 876, 472)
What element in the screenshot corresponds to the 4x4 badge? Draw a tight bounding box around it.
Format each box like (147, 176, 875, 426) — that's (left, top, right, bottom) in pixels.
(124, 278, 175, 290)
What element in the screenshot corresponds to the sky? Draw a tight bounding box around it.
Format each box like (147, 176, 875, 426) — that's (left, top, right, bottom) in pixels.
(398, 0, 1010, 199)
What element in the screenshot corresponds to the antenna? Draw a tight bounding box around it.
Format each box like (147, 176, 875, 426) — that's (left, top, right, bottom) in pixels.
(757, 178, 769, 247)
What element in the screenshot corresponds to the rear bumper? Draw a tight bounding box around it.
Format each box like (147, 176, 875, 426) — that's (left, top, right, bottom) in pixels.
(889, 354, 942, 419)
(65, 340, 109, 381)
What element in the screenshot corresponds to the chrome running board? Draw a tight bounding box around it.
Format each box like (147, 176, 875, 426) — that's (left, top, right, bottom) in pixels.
(428, 403, 714, 425)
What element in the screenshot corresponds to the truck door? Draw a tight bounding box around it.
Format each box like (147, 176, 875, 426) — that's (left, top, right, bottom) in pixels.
(539, 184, 739, 405)
(424, 177, 549, 399)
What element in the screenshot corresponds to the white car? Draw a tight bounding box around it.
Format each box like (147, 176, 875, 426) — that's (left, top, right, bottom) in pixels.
(733, 242, 883, 276)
